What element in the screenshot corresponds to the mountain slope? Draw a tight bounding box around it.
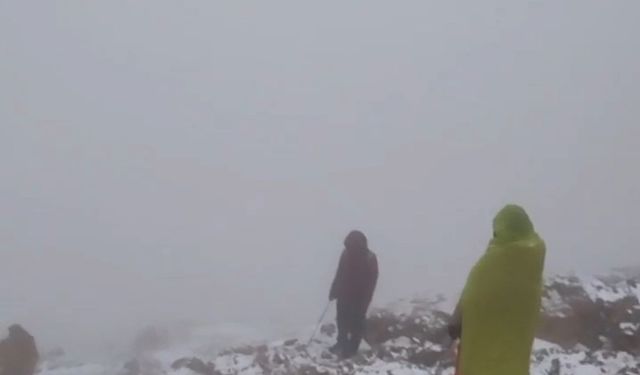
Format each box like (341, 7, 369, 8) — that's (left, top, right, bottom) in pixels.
(39, 271, 640, 375)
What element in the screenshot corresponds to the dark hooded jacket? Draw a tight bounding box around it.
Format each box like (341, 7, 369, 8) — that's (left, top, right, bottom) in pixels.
(329, 231, 379, 310)
(0, 325, 39, 375)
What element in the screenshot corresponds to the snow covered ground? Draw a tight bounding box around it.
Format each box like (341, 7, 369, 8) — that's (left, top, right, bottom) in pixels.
(36, 272, 640, 374)
(38, 335, 640, 375)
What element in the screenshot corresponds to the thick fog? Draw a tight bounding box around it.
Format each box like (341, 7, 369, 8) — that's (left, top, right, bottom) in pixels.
(1, 1, 639, 360)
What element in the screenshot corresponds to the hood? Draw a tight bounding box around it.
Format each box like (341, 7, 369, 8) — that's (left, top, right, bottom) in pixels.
(492, 204, 535, 244)
(344, 230, 368, 250)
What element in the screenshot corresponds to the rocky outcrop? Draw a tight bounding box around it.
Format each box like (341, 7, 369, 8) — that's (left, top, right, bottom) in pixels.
(540, 274, 640, 354)
(170, 271, 640, 375)
(36, 270, 640, 374)
(171, 357, 215, 375)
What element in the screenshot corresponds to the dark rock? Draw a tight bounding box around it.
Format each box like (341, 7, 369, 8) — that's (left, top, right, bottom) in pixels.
(121, 357, 165, 375)
(548, 358, 561, 375)
(408, 349, 448, 367)
(171, 357, 216, 375)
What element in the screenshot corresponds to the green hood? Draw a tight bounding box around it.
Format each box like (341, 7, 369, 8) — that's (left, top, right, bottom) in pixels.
(460, 204, 546, 375)
(492, 204, 535, 244)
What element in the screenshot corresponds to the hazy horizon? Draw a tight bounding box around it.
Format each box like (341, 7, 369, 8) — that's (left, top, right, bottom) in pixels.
(1, 1, 639, 359)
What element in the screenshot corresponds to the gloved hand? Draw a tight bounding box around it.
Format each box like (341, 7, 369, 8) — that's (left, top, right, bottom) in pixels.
(448, 301, 462, 340)
(448, 322, 462, 340)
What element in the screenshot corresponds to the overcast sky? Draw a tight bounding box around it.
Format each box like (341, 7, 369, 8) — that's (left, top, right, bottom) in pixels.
(1, 1, 639, 359)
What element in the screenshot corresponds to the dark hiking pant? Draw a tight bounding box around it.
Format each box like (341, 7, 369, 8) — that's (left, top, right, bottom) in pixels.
(336, 299, 367, 357)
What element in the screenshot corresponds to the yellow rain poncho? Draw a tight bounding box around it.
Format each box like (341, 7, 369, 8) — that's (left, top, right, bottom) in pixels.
(459, 204, 546, 375)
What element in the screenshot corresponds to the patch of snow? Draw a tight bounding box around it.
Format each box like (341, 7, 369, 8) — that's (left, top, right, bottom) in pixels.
(574, 343, 590, 352)
(583, 277, 638, 304)
(533, 339, 562, 352)
(214, 353, 255, 374)
(619, 322, 639, 335)
(583, 278, 623, 303)
(383, 336, 413, 349)
(533, 349, 638, 375)
(353, 358, 431, 375)
(542, 289, 570, 317)
(423, 341, 443, 352)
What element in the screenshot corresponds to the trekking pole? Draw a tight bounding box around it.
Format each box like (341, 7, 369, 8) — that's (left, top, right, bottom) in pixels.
(307, 300, 332, 346)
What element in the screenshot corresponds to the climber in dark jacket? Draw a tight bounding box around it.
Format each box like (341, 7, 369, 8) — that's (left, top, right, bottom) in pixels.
(329, 230, 379, 358)
(0, 324, 39, 375)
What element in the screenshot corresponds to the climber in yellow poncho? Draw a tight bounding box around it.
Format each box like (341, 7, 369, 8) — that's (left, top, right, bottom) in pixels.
(448, 204, 546, 375)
